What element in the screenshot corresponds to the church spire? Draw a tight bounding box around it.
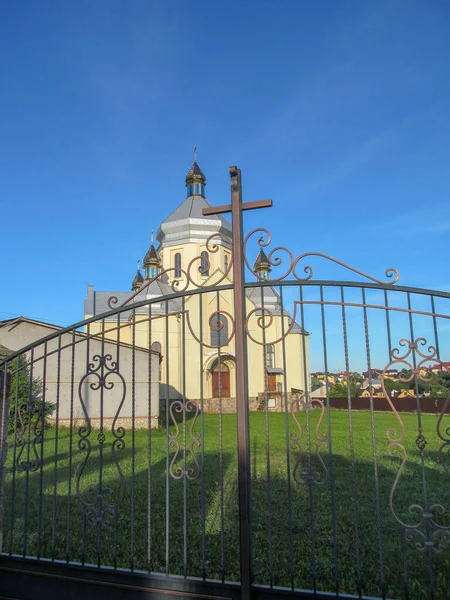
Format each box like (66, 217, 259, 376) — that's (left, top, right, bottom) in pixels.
(131, 259, 144, 291)
(185, 147, 206, 198)
(143, 233, 161, 280)
(254, 249, 271, 280)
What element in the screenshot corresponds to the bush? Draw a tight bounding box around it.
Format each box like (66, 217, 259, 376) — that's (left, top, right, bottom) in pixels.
(8, 355, 55, 433)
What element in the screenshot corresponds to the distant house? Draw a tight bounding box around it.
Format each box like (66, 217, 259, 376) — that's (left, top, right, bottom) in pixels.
(430, 362, 450, 375)
(311, 372, 336, 385)
(384, 369, 399, 380)
(311, 383, 328, 398)
(359, 385, 384, 398)
(363, 369, 382, 379)
(361, 378, 383, 390)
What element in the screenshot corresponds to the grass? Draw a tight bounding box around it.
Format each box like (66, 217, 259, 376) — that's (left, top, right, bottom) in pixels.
(2, 409, 450, 600)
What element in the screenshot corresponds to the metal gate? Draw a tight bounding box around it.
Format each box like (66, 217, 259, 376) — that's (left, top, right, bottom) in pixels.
(0, 167, 449, 600)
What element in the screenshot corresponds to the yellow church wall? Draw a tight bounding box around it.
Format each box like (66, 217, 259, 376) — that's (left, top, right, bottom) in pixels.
(161, 240, 231, 289)
(87, 285, 310, 404)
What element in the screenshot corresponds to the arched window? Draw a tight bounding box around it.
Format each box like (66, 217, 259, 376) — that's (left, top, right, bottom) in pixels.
(201, 185, 204, 196)
(210, 314, 228, 347)
(174, 252, 181, 278)
(195, 183, 199, 194)
(189, 184, 193, 196)
(200, 251, 209, 276)
(265, 344, 275, 369)
(144, 267, 149, 279)
(150, 267, 156, 278)
(151, 341, 162, 353)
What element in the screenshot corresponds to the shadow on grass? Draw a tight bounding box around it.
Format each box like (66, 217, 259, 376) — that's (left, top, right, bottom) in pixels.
(3, 425, 450, 600)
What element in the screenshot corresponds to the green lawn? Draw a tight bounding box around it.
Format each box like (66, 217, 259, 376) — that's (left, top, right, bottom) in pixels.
(3, 409, 450, 600)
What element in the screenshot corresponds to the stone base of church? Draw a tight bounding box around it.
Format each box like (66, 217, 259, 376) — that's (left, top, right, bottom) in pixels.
(51, 416, 160, 430)
(159, 391, 304, 413)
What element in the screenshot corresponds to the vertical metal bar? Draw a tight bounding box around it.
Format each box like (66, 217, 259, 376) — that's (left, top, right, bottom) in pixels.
(299, 285, 317, 593)
(97, 321, 105, 567)
(114, 312, 120, 570)
(319, 286, 339, 594)
(384, 290, 409, 595)
(81, 326, 89, 566)
(216, 290, 225, 583)
(0, 360, 10, 554)
(8, 357, 20, 555)
(66, 332, 75, 563)
(361, 288, 385, 598)
(199, 292, 206, 580)
(431, 295, 440, 360)
(130, 309, 136, 571)
(279, 287, 294, 590)
(51, 336, 62, 561)
(384, 290, 392, 357)
(182, 296, 187, 578)
(23, 348, 34, 557)
(407, 293, 434, 597)
(37, 342, 48, 559)
(260, 284, 273, 587)
(340, 287, 362, 596)
(147, 304, 153, 573)
(229, 166, 252, 596)
(165, 300, 170, 575)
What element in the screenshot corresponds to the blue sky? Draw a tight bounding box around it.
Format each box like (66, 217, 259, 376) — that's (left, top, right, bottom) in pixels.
(1, 1, 450, 368)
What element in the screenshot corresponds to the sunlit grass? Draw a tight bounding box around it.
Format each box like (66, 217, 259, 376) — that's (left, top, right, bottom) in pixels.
(3, 410, 450, 600)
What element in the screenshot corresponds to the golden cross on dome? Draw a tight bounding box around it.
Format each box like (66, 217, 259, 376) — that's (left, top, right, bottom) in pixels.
(194, 144, 197, 163)
(137, 258, 140, 271)
(151, 229, 154, 244)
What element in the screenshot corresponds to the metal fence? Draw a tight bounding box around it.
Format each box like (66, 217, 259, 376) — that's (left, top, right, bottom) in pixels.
(0, 167, 449, 600)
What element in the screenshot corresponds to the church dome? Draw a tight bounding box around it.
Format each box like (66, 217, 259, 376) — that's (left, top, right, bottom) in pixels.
(185, 160, 206, 198)
(143, 243, 160, 267)
(131, 268, 144, 291)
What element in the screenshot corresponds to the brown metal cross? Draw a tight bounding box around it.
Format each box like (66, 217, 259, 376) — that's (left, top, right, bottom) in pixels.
(202, 166, 272, 599)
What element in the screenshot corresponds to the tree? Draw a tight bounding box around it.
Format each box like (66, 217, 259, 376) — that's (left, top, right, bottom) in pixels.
(329, 382, 359, 399)
(8, 355, 54, 433)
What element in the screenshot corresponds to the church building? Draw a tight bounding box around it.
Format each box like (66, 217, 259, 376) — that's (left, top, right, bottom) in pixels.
(84, 160, 310, 412)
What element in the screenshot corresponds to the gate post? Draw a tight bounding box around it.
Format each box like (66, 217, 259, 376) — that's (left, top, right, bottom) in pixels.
(229, 167, 252, 598)
(203, 168, 271, 599)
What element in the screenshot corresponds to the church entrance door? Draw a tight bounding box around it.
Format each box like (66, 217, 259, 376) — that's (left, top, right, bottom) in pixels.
(212, 363, 230, 397)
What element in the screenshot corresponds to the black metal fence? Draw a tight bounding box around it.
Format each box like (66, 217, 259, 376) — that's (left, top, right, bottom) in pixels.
(0, 168, 449, 600)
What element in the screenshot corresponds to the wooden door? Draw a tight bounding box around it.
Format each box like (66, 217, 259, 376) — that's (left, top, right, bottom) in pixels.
(212, 366, 230, 397)
(268, 374, 277, 392)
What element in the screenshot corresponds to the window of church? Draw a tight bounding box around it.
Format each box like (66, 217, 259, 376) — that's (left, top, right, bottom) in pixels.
(200, 251, 209, 276)
(210, 315, 228, 347)
(195, 183, 199, 194)
(265, 344, 275, 369)
(189, 184, 193, 196)
(145, 268, 149, 279)
(151, 267, 156, 278)
(201, 185, 204, 196)
(174, 252, 181, 278)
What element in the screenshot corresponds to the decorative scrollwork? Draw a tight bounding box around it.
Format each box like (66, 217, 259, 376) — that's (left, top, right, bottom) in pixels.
(382, 338, 450, 553)
(185, 309, 235, 349)
(289, 395, 328, 486)
(243, 227, 399, 284)
(76, 353, 126, 527)
(245, 304, 300, 347)
(15, 392, 44, 472)
(169, 399, 200, 480)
